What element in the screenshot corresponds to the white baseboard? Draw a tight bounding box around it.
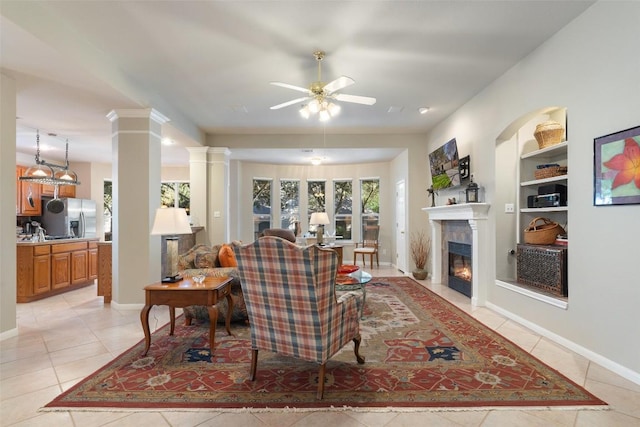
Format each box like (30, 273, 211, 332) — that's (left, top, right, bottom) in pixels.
(0, 327, 18, 341)
(486, 301, 640, 386)
(110, 301, 145, 310)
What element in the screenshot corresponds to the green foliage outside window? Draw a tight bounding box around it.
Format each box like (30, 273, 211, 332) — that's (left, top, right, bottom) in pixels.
(161, 182, 191, 214)
(280, 180, 299, 229)
(361, 179, 380, 233)
(253, 179, 272, 237)
(334, 181, 353, 239)
(307, 181, 326, 214)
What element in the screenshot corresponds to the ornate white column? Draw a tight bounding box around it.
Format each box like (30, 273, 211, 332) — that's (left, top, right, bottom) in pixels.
(207, 147, 230, 244)
(107, 108, 168, 305)
(186, 147, 209, 245)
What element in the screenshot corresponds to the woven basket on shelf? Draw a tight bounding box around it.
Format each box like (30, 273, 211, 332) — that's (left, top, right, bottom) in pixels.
(533, 121, 564, 149)
(523, 217, 565, 245)
(534, 165, 568, 180)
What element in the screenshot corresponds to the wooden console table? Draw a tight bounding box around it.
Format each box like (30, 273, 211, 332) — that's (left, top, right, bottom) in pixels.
(140, 276, 234, 356)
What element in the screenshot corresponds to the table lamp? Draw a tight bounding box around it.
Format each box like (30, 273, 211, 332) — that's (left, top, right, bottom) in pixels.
(310, 212, 330, 245)
(151, 207, 193, 282)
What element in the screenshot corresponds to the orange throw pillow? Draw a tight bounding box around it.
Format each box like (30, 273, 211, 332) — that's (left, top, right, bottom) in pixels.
(218, 244, 238, 267)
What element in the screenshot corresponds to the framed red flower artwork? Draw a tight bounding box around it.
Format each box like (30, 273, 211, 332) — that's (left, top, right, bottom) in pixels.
(594, 125, 640, 206)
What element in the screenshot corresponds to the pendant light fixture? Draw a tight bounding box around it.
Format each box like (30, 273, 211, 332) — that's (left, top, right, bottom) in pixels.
(20, 130, 80, 186)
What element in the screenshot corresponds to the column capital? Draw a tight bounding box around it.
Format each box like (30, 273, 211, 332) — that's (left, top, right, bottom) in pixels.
(186, 147, 209, 163)
(106, 108, 170, 125)
(207, 147, 231, 156)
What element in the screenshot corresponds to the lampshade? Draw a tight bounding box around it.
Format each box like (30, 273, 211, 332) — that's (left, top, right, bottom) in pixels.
(310, 212, 330, 225)
(150, 207, 192, 235)
(54, 168, 79, 183)
(299, 106, 310, 119)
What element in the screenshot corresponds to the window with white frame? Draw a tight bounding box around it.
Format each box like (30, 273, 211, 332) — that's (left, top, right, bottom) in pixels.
(360, 178, 380, 236)
(280, 179, 300, 233)
(253, 179, 272, 239)
(333, 180, 352, 240)
(161, 182, 190, 212)
(307, 180, 326, 234)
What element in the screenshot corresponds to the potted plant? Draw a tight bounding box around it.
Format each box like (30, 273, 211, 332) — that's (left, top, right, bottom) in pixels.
(410, 230, 431, 280)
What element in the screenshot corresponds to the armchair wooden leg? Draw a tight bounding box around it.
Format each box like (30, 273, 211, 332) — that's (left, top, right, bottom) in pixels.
(317, 363, 326, 399)
(250, 349, 259, 381)
(353, 335, 365, 364)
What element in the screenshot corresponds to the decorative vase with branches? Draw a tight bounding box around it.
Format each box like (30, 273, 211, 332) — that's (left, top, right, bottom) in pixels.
(410, 230, 431, 280)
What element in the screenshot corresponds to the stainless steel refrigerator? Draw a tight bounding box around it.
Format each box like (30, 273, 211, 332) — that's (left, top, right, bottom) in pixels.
(41, 197, 97, 238)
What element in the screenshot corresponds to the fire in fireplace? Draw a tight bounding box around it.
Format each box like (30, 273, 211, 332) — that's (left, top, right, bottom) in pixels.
(448, 241, 472, 297)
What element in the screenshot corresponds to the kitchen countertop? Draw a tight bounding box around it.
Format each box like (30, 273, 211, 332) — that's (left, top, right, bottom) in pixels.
(16, 237, 99, 245)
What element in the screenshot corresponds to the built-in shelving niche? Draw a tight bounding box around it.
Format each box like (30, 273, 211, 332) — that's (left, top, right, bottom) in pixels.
(494, 106, 568, 309)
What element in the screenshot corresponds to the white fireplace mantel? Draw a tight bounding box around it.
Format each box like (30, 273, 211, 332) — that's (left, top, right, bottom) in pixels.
(422, 203, 491, 306)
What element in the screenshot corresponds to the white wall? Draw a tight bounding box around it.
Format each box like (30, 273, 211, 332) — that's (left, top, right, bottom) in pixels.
(1, 73, 17, 336)
(424, 2, 640, 378)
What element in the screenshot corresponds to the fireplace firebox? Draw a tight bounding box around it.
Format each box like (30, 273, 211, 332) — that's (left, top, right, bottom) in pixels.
(448, 241, 472, 297)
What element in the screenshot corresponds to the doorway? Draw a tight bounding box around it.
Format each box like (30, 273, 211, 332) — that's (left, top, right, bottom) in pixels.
(395, 179, 407, 272)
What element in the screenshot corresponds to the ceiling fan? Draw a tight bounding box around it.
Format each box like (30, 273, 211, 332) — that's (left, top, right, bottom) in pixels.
(270, 50, 376, 121)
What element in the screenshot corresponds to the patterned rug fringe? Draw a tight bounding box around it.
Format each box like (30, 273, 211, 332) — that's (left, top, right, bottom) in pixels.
(40, 404, 610, 414)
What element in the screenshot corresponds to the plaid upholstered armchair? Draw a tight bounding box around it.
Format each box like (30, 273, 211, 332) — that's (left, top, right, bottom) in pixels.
(234, 236, 365, 399)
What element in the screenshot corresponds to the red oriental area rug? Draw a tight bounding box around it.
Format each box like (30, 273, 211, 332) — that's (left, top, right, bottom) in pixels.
(44, 277, 605, 411)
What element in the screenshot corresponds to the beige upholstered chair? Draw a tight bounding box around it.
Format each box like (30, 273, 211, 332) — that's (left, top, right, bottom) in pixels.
(353, 225, 379, 268)
(234, 236, 365, 399)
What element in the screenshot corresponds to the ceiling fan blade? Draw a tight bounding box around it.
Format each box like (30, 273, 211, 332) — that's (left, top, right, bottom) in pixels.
(270, 96, 311, 110)
(323, 76, 355, 95)
(270, 81, 311, 94)
(334, 93, 377, 105)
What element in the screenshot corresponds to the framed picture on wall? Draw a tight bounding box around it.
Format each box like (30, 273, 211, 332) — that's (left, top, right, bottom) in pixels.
(593, 125, 640, 206)
(459, 155, 471, 181)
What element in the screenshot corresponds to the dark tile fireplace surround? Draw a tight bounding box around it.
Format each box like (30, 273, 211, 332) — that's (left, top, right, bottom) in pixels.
(448, 241, 472, 297)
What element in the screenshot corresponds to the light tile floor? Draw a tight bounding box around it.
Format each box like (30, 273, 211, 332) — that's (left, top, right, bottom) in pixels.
(1, 266, 639, 426)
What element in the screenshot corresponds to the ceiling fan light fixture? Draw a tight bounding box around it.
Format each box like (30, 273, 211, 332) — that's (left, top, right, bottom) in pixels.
(318, 109, 331, 122)
(270, 50, 376, 122)
(327, 102, 341, 116)
(299, 105, 310, 119)
(308, 99, 321, 113)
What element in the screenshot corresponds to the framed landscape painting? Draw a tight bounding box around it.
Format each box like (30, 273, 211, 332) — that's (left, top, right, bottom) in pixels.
(593, 125, 640, 206)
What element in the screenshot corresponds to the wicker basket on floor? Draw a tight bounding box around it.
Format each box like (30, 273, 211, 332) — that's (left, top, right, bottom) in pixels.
(534, 165, 568, 180)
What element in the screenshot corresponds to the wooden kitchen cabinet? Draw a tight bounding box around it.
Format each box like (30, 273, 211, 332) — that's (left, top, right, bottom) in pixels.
(33, 251, 51, 295)
(71, 250, 89, 285)
(16, 165, 42, 216)
(17, 239, 98, 303)
(17, 245, 51, 299)
(88, 242, 98, 280)
(51, 252, 71, 290)
(42, 183, 76, 198)
(97, 242, 112, 303)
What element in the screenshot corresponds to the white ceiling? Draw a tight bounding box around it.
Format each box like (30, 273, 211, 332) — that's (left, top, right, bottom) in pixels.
(1, 1, 594, 166)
